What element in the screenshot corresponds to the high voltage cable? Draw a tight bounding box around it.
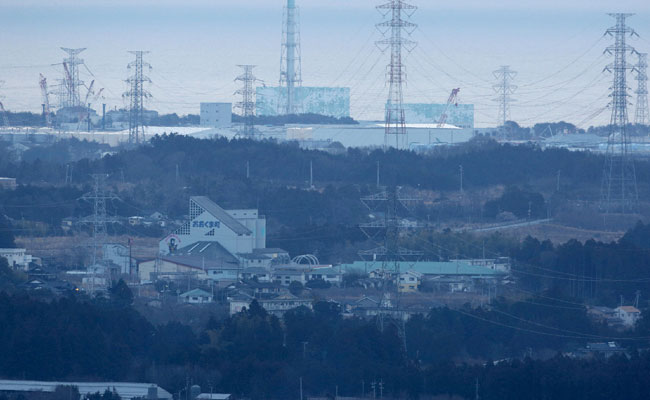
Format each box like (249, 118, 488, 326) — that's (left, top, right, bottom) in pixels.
(518, 36, 606, 88)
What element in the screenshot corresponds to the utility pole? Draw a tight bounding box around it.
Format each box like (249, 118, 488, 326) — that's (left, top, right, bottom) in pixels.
(280, 0, 302, 115)
(556, 170, 561, 192)
(600, 13, 639, 215)
(102, 103, 106, 130)
(235, 64, 261, 138)
(309, 160, 313, 188)
(634, 52, 648, 125)
(459, 164, 464, 194)
(376, 161, 380, 187)
(376, 0, 417, 150)
(246, 161, 250, 179)
(124, 50, 152, 145)
(492, 66, 517, 131)
(65, 164, 73, 185)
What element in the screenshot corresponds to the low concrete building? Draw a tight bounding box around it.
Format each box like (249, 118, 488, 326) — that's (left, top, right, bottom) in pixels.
(306, 266, 343, 286)
(228, 292, 312, 316)
(272, 267, 307, 286)
(0, 177, 17, 190)
(0, 248, 33, 270)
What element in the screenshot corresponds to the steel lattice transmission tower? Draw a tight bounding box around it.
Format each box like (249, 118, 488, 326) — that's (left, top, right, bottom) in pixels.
(600, 13, 639, 215)
(235, 65, 261, 138)
(81, 174, 119, 288)
(492, 66, 517, 129)
(376, 0, 417, 150)
(359, 186, 424, 352)
(124, 51, 152, 145)
(279, 0, 302, 115)
(60, 47, 86, 108)
(634, 53, 648, 125)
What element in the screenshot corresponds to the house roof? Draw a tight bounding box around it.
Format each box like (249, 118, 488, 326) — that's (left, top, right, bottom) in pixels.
(341, 261, 506, 276)
(175, 241, 238, 262)
(238, 252, 271, 260)
(165, 241, 240, 270)
(617, 306, 641, 313)
(162, 254, 239, 271)
(253, 248, 288, 255)
(196, 394, 231, 400)
(180, 288, 212, 298)
(242, 267, 270, 274)
(307, 267, 342, 275)
(190, 196, 251, 235)
(272, 268, 305, 276)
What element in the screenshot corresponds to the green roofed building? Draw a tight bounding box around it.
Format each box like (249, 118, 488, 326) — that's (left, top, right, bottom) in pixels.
(340, 261, 507, 277)
(341, 260, 509, 293)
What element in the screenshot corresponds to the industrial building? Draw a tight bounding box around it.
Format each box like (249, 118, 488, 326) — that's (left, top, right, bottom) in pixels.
(341, 260, 508, 293)
(0, 380, 172, 400)
(200, 102, 232, 127)
(139, 197, 269, 282)
(402, 103, 475, 129)
(159, 196, 265, 256)
(256, 87, 351, 118)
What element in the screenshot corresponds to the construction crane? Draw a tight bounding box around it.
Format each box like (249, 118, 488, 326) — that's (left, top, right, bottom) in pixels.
(39, 74, 53, 128)
(0, 101, 8, 127)
(437, 88, 460, 129)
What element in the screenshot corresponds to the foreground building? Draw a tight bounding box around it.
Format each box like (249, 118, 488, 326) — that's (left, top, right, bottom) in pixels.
(0, 380, 172, 400)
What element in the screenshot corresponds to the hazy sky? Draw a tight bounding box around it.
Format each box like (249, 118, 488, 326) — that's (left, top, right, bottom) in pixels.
(1, 0, 650, 127)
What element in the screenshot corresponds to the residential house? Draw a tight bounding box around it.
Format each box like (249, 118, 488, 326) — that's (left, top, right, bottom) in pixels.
(180, 288, 213, 304)
(398, 270, 423, 292)
(615, 306, 641, 328)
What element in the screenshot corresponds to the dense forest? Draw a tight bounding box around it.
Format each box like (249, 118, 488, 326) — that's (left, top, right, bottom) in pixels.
(1, 286, 650, 400)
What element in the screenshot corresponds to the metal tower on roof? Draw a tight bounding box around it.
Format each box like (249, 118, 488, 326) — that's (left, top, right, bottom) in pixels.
(235, 65, 261, 138)
(376, 0, 417, 150)
(492, 66, 517, 129)
(279, 0, 302, 115)
(124, 51, 152, 145)
(634, 52, 648, 125)
(600, 13, 639, 215)
(60, 47, 86, 109)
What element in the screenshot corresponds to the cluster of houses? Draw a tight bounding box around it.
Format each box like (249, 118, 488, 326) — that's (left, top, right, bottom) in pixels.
(3, 195, 512, 318)
(91, 196, 509, 317)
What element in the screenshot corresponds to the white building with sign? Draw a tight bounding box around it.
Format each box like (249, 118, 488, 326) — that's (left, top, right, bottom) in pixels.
(159, 196, 265, 257)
